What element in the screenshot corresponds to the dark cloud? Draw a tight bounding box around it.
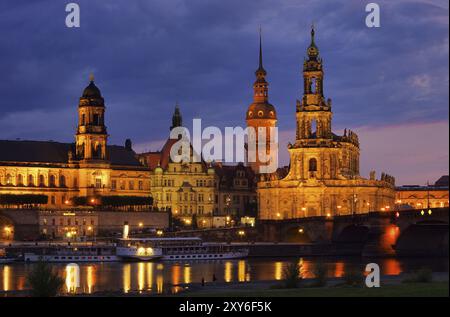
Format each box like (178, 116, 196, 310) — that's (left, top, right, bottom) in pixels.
(0, 0, 448, 182)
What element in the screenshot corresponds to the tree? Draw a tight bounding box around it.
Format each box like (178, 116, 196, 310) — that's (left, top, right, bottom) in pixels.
(27, 262, 64, 297)
(283, 260, 302, 288)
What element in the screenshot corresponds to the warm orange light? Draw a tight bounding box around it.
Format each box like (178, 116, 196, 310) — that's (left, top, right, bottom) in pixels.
(298, 228, 304, 234)
(138, 222, 143, 227)
(428, 209, 432, 215)
(395, 212, 400, 218)
(326, 213, 331, 218)
(337, 205, 342, 209)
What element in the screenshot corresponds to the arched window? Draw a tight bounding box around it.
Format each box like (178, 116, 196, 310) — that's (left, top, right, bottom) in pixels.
(28, 175, 34, 186)
(59, 175, 66, 187)
(39, 175, 45, 187)
(6, 174, 12, 185)
(49, 175, 56, 187)
(309, 158, 318, 172)
(17, 174, 23, 186)
(310, 119, 317, 137)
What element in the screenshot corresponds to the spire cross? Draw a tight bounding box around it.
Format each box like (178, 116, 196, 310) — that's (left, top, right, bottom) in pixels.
(89, 73, 95, 82)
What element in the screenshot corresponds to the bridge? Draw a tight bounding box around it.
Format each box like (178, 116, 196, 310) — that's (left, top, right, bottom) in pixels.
(258, 208, 449, 256)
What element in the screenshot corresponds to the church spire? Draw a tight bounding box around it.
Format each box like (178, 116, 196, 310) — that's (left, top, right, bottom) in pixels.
(170, 102, 182, 131)
(253, 28, 268, 103)
(307, 23, 319, 60)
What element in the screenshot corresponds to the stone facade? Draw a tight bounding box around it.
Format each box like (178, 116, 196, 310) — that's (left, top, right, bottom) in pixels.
(258, 27, 396, 220)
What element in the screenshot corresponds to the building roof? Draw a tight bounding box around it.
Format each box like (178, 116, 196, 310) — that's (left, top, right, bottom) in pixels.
(0, 140, 143, 167)
(214, 162, 256, 190)
(434, 175, 449, 187)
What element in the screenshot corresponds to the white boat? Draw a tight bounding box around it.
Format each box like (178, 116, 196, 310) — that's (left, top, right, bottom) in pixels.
(116, 237, 249, 261)
(23, 245, 119, 263)
(0, 257, 17, 264)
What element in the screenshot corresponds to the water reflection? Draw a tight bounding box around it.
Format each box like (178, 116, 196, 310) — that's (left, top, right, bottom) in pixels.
(0, 256, 447, 294)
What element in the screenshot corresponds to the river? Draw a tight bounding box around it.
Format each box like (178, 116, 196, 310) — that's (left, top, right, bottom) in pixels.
(1, 256, 448, 294)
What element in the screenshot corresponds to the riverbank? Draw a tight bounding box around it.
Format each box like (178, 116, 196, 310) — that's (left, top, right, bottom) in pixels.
(175, 273, 449, 297)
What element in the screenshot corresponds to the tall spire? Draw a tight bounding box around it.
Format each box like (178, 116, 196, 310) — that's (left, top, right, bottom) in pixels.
(170, 102, 182, 131)
(256, 26, 266, 75)
(259, 26, 263, 70)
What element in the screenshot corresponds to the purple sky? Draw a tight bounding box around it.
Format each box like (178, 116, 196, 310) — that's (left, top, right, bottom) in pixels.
(0, 0, 448, 185)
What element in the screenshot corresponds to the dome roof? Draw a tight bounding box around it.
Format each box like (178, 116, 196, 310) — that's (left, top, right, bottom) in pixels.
(82, 81, 102, 98)
(246, 102, 277, 120)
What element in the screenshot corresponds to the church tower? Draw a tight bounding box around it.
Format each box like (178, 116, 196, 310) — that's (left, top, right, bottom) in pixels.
(75, 75, 108, 161)
(295, 25, 332, 144)
(246, 30, 277, 174)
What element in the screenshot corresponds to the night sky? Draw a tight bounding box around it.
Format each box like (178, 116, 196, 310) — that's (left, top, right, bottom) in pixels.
(0, 0, 448, 185)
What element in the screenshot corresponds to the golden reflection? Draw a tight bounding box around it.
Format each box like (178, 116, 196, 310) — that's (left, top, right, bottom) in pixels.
(86, 265, 95, 294)
(224, 261, 233, 282)
(123, 263, 131, 293)
(299, 258, 312, 278)
(65, 263, 80, 294)
(274, 262, 282, 280)
(156, 263, 164, 270)
(146, 262, 153, 290)
(3, 266, 10, 291)
(383, 258, 402, 276)
(156, 275, 163, 294)
(334, 262, 345, 278)
(238, 260, 247, 282)
(172, 265, 181, 285)
(183, 265, 191, 284)
(138, 262, 145, 291)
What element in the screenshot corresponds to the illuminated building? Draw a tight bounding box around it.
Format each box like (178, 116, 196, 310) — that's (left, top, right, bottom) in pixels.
(0, 76, 151, 209)
(257, 27, 396, 219)
(137, 105, 216, 228)
(395, 176, 449, 210)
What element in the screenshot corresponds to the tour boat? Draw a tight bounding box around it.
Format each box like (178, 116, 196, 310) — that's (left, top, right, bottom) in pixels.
(115, 238, 163, 261)
(116, 237, 249, 261)
(23, 245, 119, 262)
(0, 256, 17, 264)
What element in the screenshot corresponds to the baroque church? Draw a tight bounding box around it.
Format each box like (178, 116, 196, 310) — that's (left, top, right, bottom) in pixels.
(255, 27, 396, 219)
(0, 76, 151, 208)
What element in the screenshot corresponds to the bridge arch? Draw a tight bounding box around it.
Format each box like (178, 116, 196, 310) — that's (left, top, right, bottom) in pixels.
(395, 220, 448, 256)
(334, 224, 370, 243)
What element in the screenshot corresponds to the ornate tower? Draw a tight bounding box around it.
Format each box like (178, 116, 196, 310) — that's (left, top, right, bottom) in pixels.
(295, 25, 332, 143)
(75, 75, 108, 161)
(246, 30, 277, 174)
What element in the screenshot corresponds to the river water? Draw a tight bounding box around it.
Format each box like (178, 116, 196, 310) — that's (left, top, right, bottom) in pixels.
(1, 257, 448, 294)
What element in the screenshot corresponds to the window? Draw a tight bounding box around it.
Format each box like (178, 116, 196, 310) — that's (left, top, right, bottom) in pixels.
(49, 175, 56, 187)
(17, 174, 23, 186)
(59, 175, 66, 187)
(129, 181, 134, 190)
(51, 196, 56, 205)
(138, 181, 143, 190)
(111, 180, 117, 190)
(6, 174, 12, 185)
(39, 175, 45, 187)
(28, 175, 34, 186)
(309, 158, 318, 172)
(95, 178, 102, 189)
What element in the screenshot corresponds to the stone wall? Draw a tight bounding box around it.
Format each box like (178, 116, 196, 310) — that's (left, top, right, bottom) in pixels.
(97, 211, 169, 235)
